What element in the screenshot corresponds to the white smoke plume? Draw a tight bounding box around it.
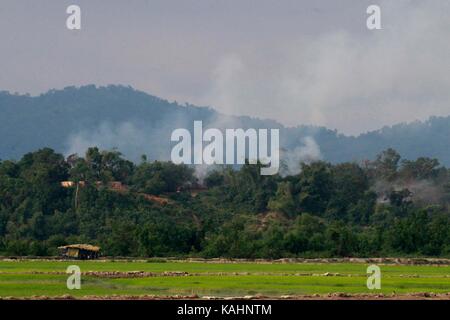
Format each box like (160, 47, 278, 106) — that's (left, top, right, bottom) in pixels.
(201, 1, 450, 135)
(281, 136, 322, 176)
(375, 179, 446, 205)
(65, 122, 152, 162)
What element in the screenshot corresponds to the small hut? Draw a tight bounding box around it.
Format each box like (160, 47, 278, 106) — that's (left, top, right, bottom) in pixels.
(58, 244, 100, 260)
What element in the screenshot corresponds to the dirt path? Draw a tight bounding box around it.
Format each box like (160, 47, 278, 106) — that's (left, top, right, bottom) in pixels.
(2, 293, 450, 300)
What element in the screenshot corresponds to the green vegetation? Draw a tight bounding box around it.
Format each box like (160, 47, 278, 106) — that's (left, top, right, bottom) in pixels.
(0, 260, 449, 297)
(2, 260, 449, 276)
(0, 147, 450, 258)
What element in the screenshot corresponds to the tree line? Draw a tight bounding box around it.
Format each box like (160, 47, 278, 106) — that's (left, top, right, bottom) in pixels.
(0, 147, 449, 258)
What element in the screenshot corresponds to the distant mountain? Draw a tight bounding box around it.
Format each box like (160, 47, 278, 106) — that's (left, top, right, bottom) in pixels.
(1, 85, 450, 167)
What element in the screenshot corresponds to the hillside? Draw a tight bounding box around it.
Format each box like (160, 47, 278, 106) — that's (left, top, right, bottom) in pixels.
(0, 146, 449, 258)
(1, 85, 450, 167)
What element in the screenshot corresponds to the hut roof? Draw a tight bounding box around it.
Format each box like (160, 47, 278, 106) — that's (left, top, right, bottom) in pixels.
(58, 244, 101, 252)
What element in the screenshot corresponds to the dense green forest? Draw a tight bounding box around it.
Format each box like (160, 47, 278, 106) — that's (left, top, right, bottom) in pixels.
(0, 147, 449, 258)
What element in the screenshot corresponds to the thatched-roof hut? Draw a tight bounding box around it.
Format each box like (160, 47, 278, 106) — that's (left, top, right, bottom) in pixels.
(58, 244, 100, 260)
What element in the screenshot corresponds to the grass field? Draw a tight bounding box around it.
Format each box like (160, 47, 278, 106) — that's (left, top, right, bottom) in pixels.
(0, 260, 449, 298)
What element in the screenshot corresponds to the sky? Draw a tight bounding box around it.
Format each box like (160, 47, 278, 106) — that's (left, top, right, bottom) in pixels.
(0, 0, 449, 135)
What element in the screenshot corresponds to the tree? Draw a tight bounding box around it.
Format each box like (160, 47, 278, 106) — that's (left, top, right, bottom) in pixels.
(327, 163, 370, 221)
(268, 182, 296, 216)
(18, 148, 69, 183)
(400, 157, 440, 180)
(296, 162, 333, 214)
(372, 148, 401, 181)
(131, 161, 196, 195)
(204, 170, 225, 188)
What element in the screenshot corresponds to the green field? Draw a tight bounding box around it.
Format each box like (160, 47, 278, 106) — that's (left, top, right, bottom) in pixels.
(0, 260, 449, 298)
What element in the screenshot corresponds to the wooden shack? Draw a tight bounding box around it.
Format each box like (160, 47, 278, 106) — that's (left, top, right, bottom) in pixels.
(58, 244, 100, 260)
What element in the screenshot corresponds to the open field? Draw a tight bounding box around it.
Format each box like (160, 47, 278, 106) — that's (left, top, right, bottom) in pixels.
(1, 259, 450, 299)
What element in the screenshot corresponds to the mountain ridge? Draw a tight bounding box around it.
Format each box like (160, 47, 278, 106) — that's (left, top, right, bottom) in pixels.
(1, 84, 449, 166)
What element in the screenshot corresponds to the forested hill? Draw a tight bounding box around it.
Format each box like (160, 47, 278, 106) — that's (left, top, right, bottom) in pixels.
(1, 85, 450, 166)
(0, 147, 449, 257)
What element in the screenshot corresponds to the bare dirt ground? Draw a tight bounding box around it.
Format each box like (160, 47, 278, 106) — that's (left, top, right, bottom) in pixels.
(2, 293, 450, 300)
(2, 257, 450, 265)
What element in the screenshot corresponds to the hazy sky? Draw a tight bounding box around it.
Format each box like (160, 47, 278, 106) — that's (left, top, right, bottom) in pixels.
(1, 0, 449, 135)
